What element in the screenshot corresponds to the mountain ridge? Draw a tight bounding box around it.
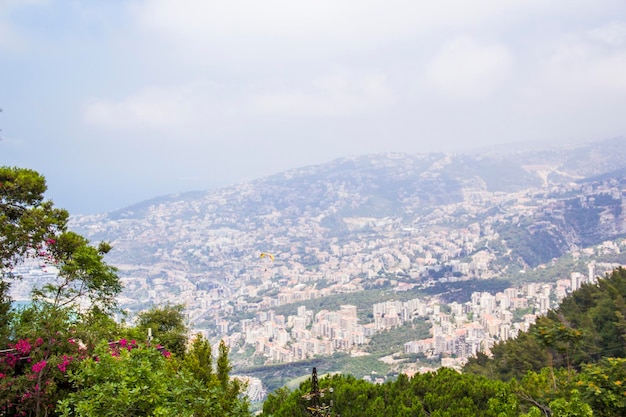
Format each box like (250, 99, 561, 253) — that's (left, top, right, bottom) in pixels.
(68, 138, 626, 315)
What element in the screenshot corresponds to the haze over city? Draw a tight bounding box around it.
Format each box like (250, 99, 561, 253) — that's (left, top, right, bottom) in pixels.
(2, 0, 626, 214)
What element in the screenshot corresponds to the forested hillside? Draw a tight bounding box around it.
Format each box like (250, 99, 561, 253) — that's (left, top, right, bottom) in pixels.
(262, 268, 626, 416)
(463, 267, 626, 380)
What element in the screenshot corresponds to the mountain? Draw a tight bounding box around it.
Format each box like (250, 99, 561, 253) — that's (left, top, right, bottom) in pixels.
(68, 138, 626, 313)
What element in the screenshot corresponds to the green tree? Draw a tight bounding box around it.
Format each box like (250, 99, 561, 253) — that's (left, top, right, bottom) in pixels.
(464, 267, 626, 380)
(262, 387, 291, 416)
(179, 335, 249, 417)
(183, 333, 214, 384)
(0, 280, 11, 344)
(135, 304, 188, 357)
(0, 166, 122, 417)
(0, 167, 67, 272)
(59, 338, 250, 417)
(577, 357, 626, 416)
(58, 341, 183, 416)
(521, 390, 592, 417)
(1, 166, 121, 317)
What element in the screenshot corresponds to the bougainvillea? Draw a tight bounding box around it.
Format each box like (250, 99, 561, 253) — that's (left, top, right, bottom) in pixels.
(0, 333, 171, 417)
(0, 334, 83, 417)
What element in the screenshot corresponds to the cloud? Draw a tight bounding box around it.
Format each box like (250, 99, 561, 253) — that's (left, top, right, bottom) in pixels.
(588, 21, 626, 46)
(129, 0, 565, 45)
(536, 22, 626, 93)
(424, 35, 514, 100)
(83, 84, 207, 132)
(83, 70, 395, 137)
(247, 72, 396, 117)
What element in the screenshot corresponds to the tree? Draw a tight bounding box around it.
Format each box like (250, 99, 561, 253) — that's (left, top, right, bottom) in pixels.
(57, 341, 182, 416)
(135, 304, 188, 357)
(183, 333, 214, 384)
(1, 167, 121, 315)
(577, 357, 626, 416)
(59, 338, 250, 417)
(0, 167, 67, 272)
(179, 335, 249, 417)
(0, 166, 122, 416)
(0, 280, 11, 344)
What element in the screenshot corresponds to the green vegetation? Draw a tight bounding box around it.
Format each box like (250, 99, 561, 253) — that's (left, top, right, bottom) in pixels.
(6, 166, 626, 416)
(262, 369, 517, 416)
(262, 268, 626, 416)
(365, 319, 430, 357)
(496, 217, 567, 268)
(420, 278, 512, 303)
(464, 267, 626, 381)
(273, 289, 393, 323)
(1, 167, 248, 417)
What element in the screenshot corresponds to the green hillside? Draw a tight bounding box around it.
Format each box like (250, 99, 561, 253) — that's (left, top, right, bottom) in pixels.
(261, 268, 626, 416)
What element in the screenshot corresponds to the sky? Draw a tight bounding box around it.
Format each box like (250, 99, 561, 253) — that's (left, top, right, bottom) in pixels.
(2, 0, 626, 214)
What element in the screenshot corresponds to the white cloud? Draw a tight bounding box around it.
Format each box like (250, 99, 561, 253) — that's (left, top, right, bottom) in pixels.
(424, 35, 514, 100)
(129, 0, 561, 44)
(537, 23, 626, 93)
(588, 21, 626, 46)
(83, 84, 210, 132)
(83, 71, 395, 134)
(246, 72, 395, 117)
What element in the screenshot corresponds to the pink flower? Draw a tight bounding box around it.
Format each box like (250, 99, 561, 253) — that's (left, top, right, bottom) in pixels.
(57, 355, 72, 373)
(5, 353, 18, 367)
(0, 372, 5, 379)
(119, 339, 127, 348)
(15, 339, 31, 355)
(162, 350, 171, 358)
(31, 360, 47, 373)
(34, 337, 44, 347)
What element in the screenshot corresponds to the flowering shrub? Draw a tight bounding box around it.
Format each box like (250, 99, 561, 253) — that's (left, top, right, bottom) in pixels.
(58, 337, 249, 417)
(0, 326, 88, 417)
(31, 360, 47, 373)
(58, 341, 177, 416)
(0, 334, 172, 417)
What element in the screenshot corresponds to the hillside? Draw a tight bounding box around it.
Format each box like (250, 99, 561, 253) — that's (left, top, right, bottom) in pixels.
(260, 268, 626, 417)
(463, 266, 626, 380)
(69, 138, 626, 302)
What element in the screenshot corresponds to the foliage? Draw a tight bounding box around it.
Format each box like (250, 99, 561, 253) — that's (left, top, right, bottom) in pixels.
(135, 303, 188, 358)
(0, 305, 90, 417)
(263, 268, 626, 416)
(464, 267, 626, 380)
(0, 280, 11, 343)
(0, 167, 67, 272)
(33, 233, 121, 313)
(1, 166, 121, 316)
(577, 357, 626, 416)
(58, 336, 249, 417)
(261, 368, 517, 417)
(1, 167, 248, 416)
(365, 319, 430, 356)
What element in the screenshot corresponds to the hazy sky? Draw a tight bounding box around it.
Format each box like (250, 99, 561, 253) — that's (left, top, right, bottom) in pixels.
(2, 1, 626, 214)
